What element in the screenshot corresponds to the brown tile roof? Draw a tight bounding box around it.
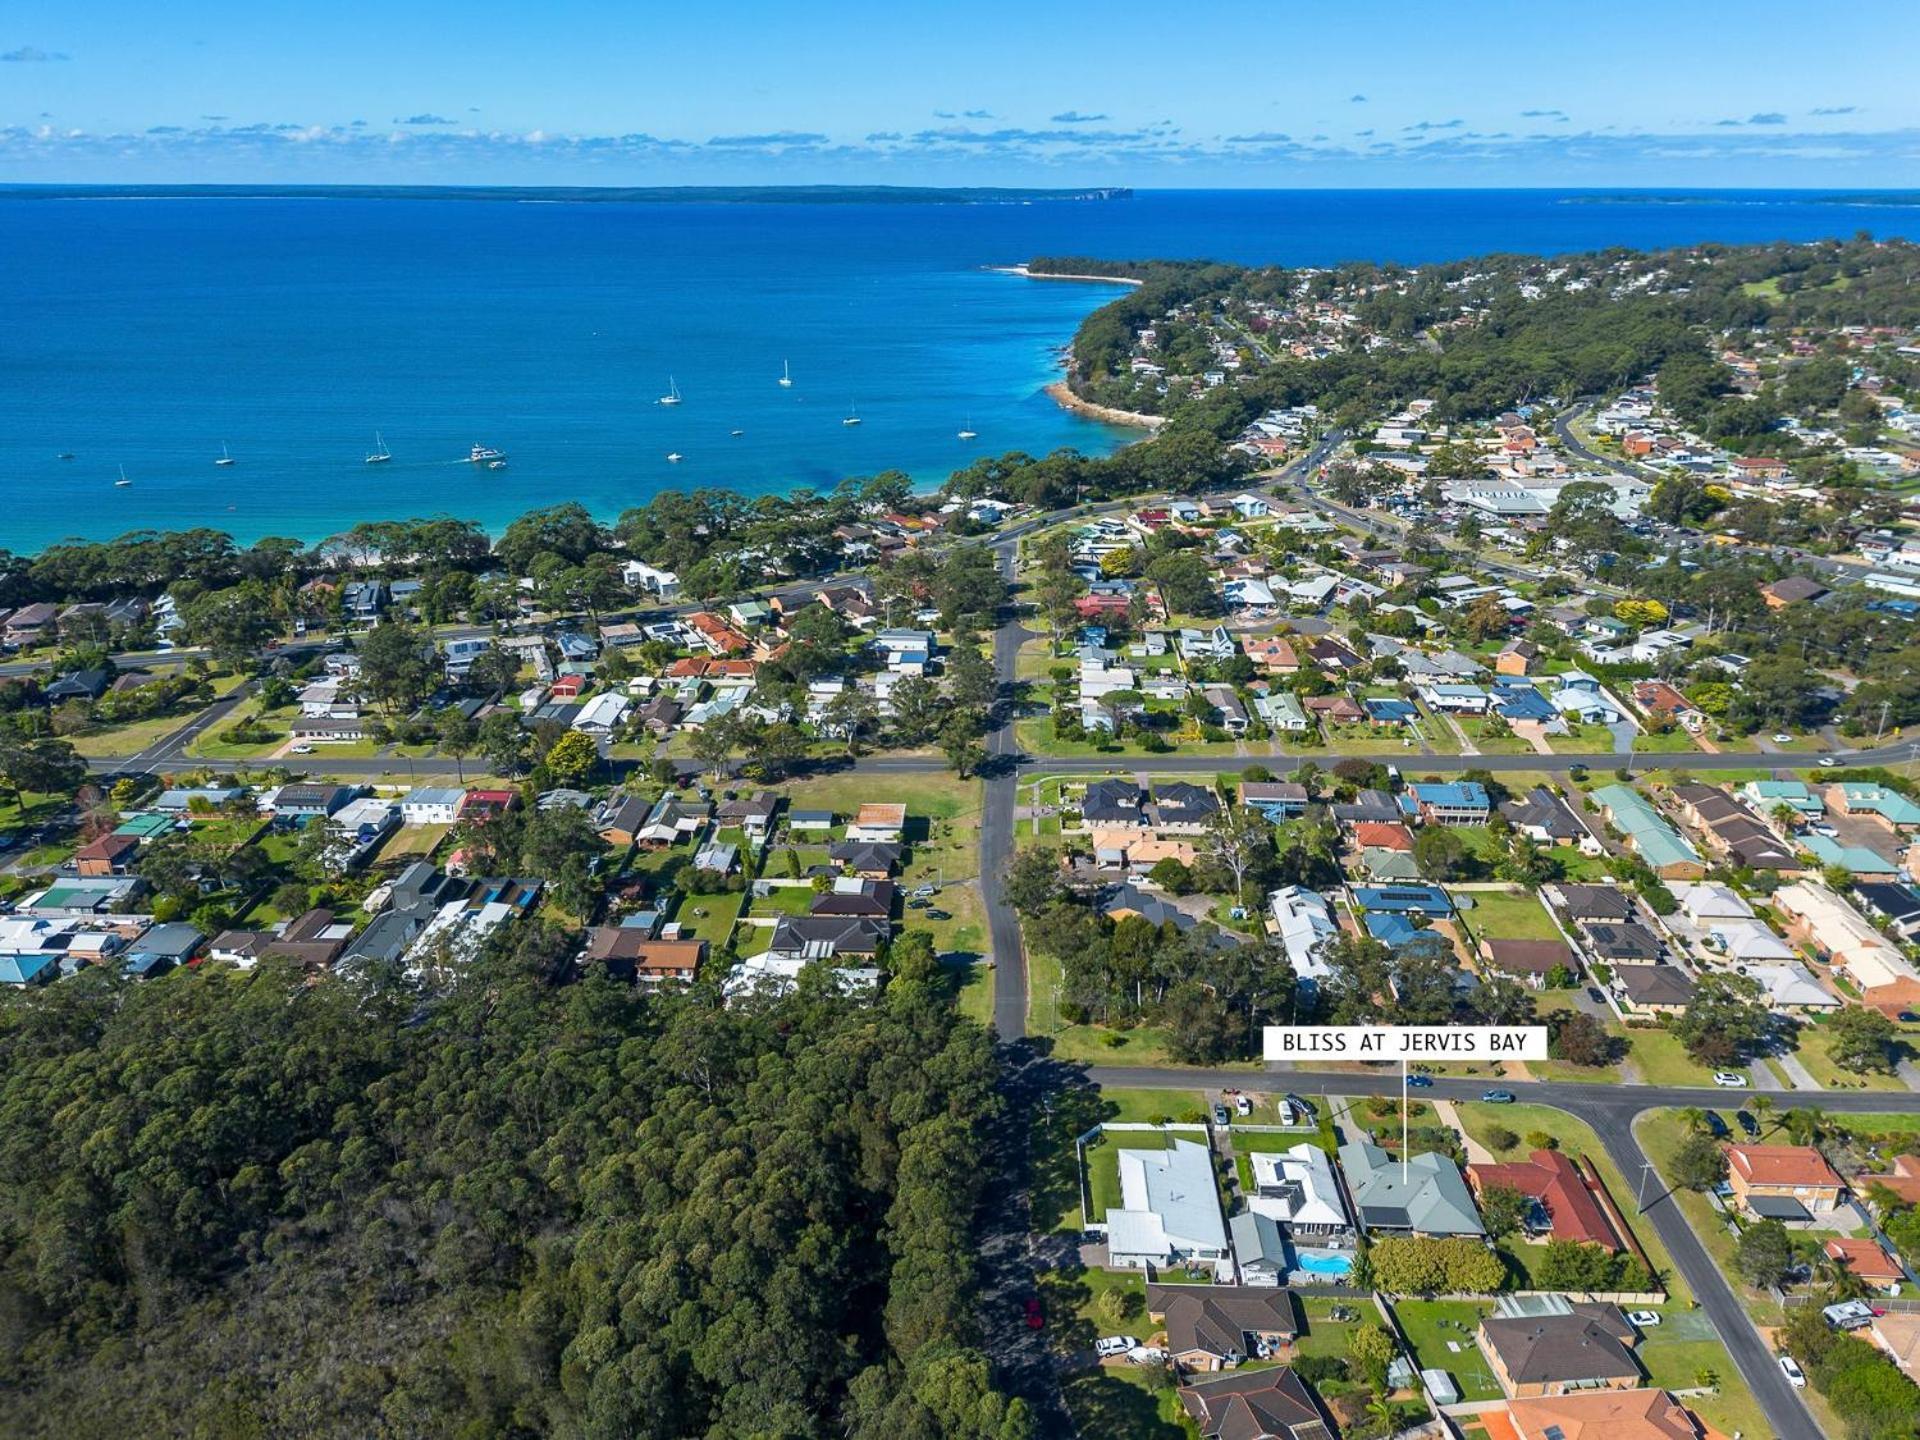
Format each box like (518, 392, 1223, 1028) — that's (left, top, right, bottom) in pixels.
(1723, 1144, 1843, 1190)
(1468, 1150, 1622, 1249)
(1509, 1389, 1699, 1440)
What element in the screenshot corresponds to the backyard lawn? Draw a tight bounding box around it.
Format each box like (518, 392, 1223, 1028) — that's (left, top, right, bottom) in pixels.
(1388, 1300, 1499, 1401)
(672, 891, 745, 949)
(1450, 888, 1562, 942)
(66, 710, 197, 758)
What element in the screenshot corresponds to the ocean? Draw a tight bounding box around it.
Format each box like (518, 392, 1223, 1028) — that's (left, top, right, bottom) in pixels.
(3, 187, 1917, 551)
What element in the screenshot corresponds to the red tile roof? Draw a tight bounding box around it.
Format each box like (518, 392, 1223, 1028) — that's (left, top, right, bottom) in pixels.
(1468, 1149, 1623, 1250)
(1724, 1144, 1843, 1190)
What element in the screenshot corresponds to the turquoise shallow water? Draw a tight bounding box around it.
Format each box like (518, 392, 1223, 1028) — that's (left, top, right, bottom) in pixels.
(2, 188, 1914, 549)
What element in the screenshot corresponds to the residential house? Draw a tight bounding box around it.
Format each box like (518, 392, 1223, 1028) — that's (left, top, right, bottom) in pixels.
(1495, 640, 1539, 677)
(687, 611, 752, 656)
(1500, 786, 1586, 845)
(1104, 1139, 1230, 1274)
(1268, 886, 1336, 985)
(1477, 1300, 1641, 1399)
(714, 791, 780, 840)
(45, 668, 110, 703)
(1245, 1142, 1352, 1239)
(1241, 781, 1310, 820)
(1467, 1150, 1624, 1250)
(847, 802, 906, 843)
(1150, 782, 1220, 832)
(1830, 782, 1920, 832)
(268, 783, 355, 822)
(1201, 685, 1250, 734)
(572, 691, 630, 736)
(1338, 1139, 1483, 1236)
(1408, 781, 1491, 827)
(1723, 1144, 1846, 1217)
(1581, 921, 1664, 966)
(2, 602, 57, 646)
(1552, 884, 1637, 923)
(1614, 964, 1697, 1016)
(1256, 693, 1309, 733)
(1482, 939, 1573, 987)
(73, 832, 139, 877)
(1303, 693, 1365, 726)
(1855, 882, 1920, 939)
(764, 915, 887, 965)
(829, 840, 902, 878)
(1351, 884, 1452, 916)
(1771, 881, 1914, 1003)
(1176, 1369, 1332, 1440)
(1145, 1283, 1297, 1371)
(811, 877, 895, 919)
(593, 794, 654, 849)
(1508, 1389, 1702, 1440)
(122, 922, 203, 978)
(1590, 786, 1704, 879)
(584, 928, 706, 985)
(1103, 884, 1194, 930)
(1823, 1237, 1905, 1296)
(1761, 575, 1829, 608)
(400, 786, 466, 826)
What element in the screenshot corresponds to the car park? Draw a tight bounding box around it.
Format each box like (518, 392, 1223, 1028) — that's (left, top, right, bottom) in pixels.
(1713, 1072, 1748, 1088)
(1095, 1335, 1141, 1358)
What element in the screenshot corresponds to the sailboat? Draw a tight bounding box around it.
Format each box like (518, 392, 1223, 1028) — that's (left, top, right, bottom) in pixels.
(114, 465, 131, 487)
(658, 376, 683, 406)
(364, 431, 392, 465)
(957, 415, 978, 441)
(215, 443, 236, 467)
(778, 359, 793, 388)
(842, 402, 862, 427)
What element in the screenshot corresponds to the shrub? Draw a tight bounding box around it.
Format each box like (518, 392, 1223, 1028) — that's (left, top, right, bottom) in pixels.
(1485, 1125, 1520, 1152)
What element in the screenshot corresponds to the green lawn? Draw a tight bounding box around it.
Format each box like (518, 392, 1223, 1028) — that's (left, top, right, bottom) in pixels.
(672, 891, 746, 948)
(1630, 726, 1703, 755)
(1389, 1300, 1500, 1400)
(1456, 717, 1538, 756)
(744, 885, 817, 917)
(777, 773, 982, 885)
(1292, 1295, 1364, 1362)
(375, 823, 448, 861)
(1635, 1307, 1769, 1439)
(1451, 888, 1562, 942)
(1635, 1110, 1779, 1325)
(1449, 1100, 1688, 1302)
(66, 709, 200, 758)
(1103, 1089, 1212, 1125)
(1060, 1368, 1192, 1440)
(1789, 1020, 1912, 1092)
(187, 704, 295, 760)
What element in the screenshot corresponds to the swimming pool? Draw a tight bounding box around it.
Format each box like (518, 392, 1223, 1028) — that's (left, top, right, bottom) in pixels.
(1293, 1250, 1354, 1277)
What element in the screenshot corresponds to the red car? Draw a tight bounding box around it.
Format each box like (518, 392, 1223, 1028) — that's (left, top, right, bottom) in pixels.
(1023, 1297, 1045, 1330)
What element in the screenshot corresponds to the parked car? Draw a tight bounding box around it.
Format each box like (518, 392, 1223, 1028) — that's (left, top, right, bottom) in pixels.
(1095, 1335, 1141, 1358)
(1407, 1074, 1434, 1089)
(1771, 733, 1794, 744)
(1234, 1094, 1252, 1116)
(1712, 1072, 1748, 1088)
(1022, 1297, 1044, 1330)
(1212, 1104, 1231, 1126)
(1737, 1110, 1759, 1137)
(1284, 1093, 1317, 1120)
(925, 909, 951, 921)
(911, 884, 938, 899)
(291, 744, 315, 755)
(1626, 1310, 1662, 1328)
(1704, 1111, 1730, 1138)
(907, 898, 931, 910)
(1481, 1090, 1516, 1104)
(1587, 987, 1606, 1004)
(1779, 1355, 1807, 1388)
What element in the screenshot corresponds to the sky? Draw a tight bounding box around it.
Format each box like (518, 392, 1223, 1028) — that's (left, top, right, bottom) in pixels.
(3, 0, 1919, 187)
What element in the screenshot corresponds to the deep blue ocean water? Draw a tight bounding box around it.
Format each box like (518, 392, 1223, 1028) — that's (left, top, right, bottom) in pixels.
(3, 188, 1916, 550)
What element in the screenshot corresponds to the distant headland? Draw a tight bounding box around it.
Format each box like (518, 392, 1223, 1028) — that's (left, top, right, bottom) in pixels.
(0, 183, 1134, 205)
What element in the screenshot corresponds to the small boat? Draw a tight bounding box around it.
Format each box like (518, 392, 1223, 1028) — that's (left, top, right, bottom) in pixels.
(468, 443, 506, 463)
(666, 452, 684, 463)
(487, 459, 508, 470)
(56, 452, 74, 461)
(778, 359, 793, 388)
(842, 402, 862, 427)
(114, 465, 131, 487)
(730, 428, 744, 437)
(365, 431, 392, 465)
(958, 416, 977, 440)
(658, 376, 683, 406)
(215, 443, 235, 467)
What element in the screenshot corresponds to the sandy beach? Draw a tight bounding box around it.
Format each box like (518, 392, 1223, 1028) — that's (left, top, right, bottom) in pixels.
(989, 264, 1144, 287)
(1043, 380, 1165, 430)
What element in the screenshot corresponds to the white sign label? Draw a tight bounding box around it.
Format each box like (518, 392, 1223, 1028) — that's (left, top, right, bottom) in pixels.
(1262, 1025, 1549, 1062)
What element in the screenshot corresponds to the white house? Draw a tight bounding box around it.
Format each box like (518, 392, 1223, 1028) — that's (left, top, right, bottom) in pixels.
(620, 560, 681, 600)
(1105, 1138, 1231, 1275)
(400, 786, 466, 826)
(1230, 493, 1271, 520)
(572, 692, 631, 736)
(1268, 885, 1335, 984)
(1246, 1143, 1352, 1238)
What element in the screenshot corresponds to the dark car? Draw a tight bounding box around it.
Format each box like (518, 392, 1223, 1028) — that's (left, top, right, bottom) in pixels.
(1587, 987, 1606, 1004)
(1407, 1074, 1434, 1089)
(925, 909, 951, 921)
(1736, 1110, 1759, 1137)
(1704, 1111, 1730, 1139)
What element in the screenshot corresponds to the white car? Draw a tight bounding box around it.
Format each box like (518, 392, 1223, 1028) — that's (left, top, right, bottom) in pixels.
(1771, 733, 1793, 744)
(1779, 1355, 1807, 1388)
(1095, 1335, 1141, 1359)
(1712, 1072, 1748, 1088)
(1235, 1095, 1253, 1116)
(1625, 1310, 1662, 1328)
(1818, 757, 1837, 768)
(290, 743, 315, 755)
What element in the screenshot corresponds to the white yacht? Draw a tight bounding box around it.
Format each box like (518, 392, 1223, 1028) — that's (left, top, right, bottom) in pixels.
(658, 376, 683, 406)
(468, 443, 507, 463)
(215, 443, 236, 467)
(365, 431, 392, 465)
(778, 359, 793, 388)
